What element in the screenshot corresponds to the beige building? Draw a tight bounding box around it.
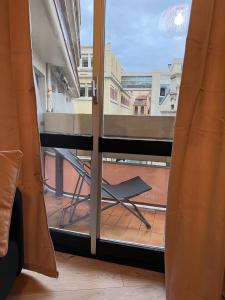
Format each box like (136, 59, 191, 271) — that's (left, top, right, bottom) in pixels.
(133, 95, 150, 115)
(158, 59, 183, 115)
(123, 60, 183, 117)
(73, 43, 132, 115)
(121, 72, 152, 116)
(73, 44, 183, 117)
(150, 59, 183, 116)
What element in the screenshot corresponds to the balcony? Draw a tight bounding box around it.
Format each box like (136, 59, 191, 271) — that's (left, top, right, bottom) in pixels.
(42, 113, 173, 249)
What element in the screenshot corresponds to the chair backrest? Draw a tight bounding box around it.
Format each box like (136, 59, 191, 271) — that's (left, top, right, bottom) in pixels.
(54, 148, 91, 185)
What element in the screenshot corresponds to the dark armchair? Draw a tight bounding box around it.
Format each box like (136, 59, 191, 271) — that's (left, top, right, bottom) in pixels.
(0, 189, 24, 299)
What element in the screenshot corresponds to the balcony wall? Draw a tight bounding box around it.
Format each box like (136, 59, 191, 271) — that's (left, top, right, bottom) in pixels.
(44, 113, 175, 137)
(43, 113, 175, 163)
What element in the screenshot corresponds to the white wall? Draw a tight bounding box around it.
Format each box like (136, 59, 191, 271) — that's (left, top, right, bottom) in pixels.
(52, 92, 75, 113)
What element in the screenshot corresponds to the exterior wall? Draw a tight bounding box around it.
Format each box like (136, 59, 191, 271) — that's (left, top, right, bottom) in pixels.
(150, 72, 170, 116)
(74, 46, 93, 113)
(30, 0, 81, 125)
(73, 100, 92, 114)
(150, 59, 183, 116)
(32, 51, 47, 131)
(159, 59, 182, 115)
(52, 92, 75, 113)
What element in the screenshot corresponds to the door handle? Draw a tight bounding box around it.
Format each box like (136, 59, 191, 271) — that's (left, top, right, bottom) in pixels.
(92, 78, 98, 104)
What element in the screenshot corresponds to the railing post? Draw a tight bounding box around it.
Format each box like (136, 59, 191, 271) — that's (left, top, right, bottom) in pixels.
(55, 152, 63, 197)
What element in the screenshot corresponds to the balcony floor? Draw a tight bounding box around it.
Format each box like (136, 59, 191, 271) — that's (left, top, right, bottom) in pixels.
(45, 191, 165, 248)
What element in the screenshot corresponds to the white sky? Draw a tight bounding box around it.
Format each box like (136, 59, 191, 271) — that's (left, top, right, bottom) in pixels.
(80, 0, 192, 72)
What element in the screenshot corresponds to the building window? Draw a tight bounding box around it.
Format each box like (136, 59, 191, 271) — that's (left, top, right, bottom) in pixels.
(82, 56, 89, 68)
(88, 86, 92, 97)
(80, 86, 86, 97)
(121, 75, 152, 89)
(121, 95, 129, 106)
(110, 86, 118, 101)
(110, 86, 114, 100)
(114, 88, 118, 101)
(160, 87, 166, 96)
(141, 106, 144, 115)
(171, 104, 175, 110)
(134, 106, 138, 114)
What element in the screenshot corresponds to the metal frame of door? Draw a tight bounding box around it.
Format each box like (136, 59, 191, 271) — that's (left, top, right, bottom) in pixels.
(90, 0, 106, 255)
(40, 0, 172, 272)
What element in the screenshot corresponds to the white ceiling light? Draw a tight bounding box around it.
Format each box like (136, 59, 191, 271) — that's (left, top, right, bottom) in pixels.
(159, 4, 190, 36)
(174, 11, 184, 26)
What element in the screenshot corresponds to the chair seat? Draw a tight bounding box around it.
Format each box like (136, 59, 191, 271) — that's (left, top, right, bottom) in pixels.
(102, 176, 152, 199)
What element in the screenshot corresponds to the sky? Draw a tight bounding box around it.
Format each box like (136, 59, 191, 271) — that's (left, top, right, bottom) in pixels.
(80, 0, 192, 72)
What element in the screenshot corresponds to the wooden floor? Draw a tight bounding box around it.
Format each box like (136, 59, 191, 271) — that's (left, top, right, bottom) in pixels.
(45, 192, 165, 248)
(8, 252, 166, 300)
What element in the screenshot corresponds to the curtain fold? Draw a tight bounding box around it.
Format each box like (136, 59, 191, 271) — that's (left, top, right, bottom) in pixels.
(0, 0, 58, 277)
(165, 0, 225, 299)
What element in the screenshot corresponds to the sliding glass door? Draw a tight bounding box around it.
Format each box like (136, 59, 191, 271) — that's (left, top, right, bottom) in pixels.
(30, 0, 94, 240)
(94, 0, 191, 267)
(30, 0, 192, 271)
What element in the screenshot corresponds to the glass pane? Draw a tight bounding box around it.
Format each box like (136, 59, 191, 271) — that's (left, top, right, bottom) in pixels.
(102, 0, 191, 138)
(101, 153, 168, 248)
(29, 0, 93, 135)
(100, 0, 192, 249)
(43, 147, 91, 235)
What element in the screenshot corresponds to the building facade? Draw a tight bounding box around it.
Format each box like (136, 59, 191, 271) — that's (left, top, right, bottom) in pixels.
(121, 72, 152, 116)
(30, 0, 81, 130)
(73, 43, 183, 117)
(73, 43, 132, 115)
(150, 59, 183, 116)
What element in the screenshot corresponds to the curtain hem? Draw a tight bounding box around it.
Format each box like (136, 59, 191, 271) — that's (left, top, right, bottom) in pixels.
(23, 263, 59, 278)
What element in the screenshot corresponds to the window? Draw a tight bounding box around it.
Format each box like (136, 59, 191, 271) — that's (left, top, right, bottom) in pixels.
(171, 104, 175, 110)
(110, 86, 118, 101)
(160, 87, 166, 96)
(82, 56, 89, 68)
(88, 86, 92, 97)
(110, 86, 114, 100)
(122, 76, 152, 89)
(141, 106, 144, 114)
(114, 88, 118, 101)
(134, 106, 138, 114)
(121, 95, 129, 106)
(80, 86, 86, 97)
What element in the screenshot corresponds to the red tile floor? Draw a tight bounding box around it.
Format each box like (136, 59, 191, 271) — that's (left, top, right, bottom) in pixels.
(45, 191, 166, 247)
(44, 153, 169, 248)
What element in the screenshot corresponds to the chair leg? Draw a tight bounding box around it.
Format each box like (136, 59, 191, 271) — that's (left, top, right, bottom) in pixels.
(121, 200, 151, 229)
(125, 199, 151, 229)
(103, 193, 151, 229)
(59, 205, 71, 228)
(69, 176, 85, 223)
(59, 175, 86, 228)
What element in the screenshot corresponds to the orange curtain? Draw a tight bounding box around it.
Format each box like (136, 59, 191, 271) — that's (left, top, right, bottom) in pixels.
(0, 0, 57, 277)
(165, 0, 225, 299)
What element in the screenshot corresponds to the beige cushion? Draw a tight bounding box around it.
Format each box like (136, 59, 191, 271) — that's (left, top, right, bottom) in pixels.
(0, 150, 23, 257)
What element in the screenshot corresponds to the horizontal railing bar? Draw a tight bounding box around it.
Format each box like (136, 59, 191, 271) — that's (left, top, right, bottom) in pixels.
(40, 134, 173, 156)
(99, 137, 172, 156)
(40, 133, 93, 150)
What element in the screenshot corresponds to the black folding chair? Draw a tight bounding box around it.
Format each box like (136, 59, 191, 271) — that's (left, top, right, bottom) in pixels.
(54, 148, 152, 229)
